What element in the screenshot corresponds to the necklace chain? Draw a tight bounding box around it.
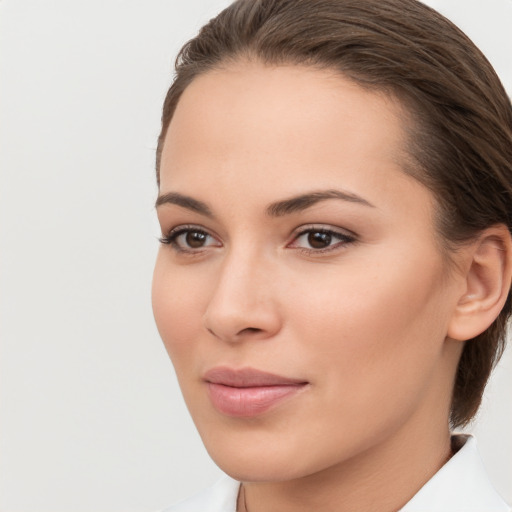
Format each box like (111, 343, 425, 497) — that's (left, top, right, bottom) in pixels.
(238, 484, 248, 512)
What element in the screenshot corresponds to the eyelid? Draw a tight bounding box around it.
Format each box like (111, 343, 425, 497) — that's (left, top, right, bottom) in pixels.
(159, 224, 222, 252)
(292, 222, 356, 237)
(287, 224, 357, 252)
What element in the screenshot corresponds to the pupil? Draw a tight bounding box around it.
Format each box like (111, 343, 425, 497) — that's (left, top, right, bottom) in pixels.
(308, 231, 331, 249)
(186, 231, 206, 248)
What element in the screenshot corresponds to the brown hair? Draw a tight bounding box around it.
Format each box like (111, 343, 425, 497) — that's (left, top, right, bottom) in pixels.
(156, 0, 512, 428)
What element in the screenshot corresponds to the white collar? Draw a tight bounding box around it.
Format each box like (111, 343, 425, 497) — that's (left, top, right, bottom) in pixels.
(400, 434, 510, 511)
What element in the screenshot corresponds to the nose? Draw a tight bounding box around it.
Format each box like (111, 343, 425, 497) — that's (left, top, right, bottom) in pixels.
(203, 250, 282, 343)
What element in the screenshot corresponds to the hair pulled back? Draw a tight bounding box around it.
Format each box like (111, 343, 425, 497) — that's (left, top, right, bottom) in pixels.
(156, 0, 512, 428)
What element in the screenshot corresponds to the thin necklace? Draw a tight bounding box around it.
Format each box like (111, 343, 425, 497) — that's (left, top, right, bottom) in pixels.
(237, 484, 248, 512)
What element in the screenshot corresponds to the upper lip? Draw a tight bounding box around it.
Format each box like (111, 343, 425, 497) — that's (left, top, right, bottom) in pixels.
(204, 366, 308, 388)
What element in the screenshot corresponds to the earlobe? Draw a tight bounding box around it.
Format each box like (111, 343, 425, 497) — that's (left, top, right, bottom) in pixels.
(447, 225, 512, 342)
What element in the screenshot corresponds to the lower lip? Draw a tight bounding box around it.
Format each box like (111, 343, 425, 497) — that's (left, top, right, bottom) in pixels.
(207, 383, 306, 417)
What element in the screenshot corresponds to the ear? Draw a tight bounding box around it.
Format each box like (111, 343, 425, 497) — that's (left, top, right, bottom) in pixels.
(447, 225, 512, 342)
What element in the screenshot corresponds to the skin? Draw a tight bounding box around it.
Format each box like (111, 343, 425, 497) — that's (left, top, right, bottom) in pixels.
(153, 62, 471, 512)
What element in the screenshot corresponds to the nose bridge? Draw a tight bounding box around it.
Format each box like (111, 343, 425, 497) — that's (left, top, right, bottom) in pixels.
(203, 242, 280, 341)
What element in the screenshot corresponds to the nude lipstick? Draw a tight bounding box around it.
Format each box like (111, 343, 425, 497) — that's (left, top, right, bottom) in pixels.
(204, 367, 308, 417)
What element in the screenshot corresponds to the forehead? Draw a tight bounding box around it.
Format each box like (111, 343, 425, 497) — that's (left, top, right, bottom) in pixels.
(159, 61, 426, 212)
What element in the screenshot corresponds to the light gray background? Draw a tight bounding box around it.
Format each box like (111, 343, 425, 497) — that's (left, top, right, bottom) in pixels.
(0, 1, 511, 511)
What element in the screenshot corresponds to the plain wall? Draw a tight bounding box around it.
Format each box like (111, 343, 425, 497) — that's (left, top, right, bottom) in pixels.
(0, 1, 511, 511)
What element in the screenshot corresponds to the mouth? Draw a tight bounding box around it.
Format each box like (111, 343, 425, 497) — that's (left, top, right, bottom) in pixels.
(203, 367, 309, 417)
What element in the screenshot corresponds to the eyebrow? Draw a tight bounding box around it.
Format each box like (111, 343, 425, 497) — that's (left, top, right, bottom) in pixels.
(266, 189, 375, 216)
(155, 192, 214, 217)
(155, 188, 374, 218)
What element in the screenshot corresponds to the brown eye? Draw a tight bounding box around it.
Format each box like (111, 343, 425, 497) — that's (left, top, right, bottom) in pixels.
(160, 226, 221, 251)
(307, 231, 332, 249)
(289, 227, 356, 253)
(186, 231, 208, 248)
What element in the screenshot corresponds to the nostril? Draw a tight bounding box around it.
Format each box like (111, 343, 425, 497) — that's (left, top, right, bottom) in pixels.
(239, 327, 262, 335)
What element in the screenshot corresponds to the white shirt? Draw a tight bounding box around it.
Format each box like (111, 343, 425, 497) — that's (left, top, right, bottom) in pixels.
(161, 435, 510, 512)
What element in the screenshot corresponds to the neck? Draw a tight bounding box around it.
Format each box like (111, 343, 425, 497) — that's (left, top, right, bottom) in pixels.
(240, 415, 452, 512)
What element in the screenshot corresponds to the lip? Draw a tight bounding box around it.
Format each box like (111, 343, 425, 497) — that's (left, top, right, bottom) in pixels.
(204, 367, 308, 417)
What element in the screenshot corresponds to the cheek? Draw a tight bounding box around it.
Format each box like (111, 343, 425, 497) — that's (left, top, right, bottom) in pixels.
(151, 253, 207, 363)
(268, 256, 453, 466)
(289, 252, 451, 394)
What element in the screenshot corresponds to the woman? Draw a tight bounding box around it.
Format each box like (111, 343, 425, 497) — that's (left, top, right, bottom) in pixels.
(152, 0, 512, 510)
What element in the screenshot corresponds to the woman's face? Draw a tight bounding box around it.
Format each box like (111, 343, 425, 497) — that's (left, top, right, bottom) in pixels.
(153, 63, 464, 481)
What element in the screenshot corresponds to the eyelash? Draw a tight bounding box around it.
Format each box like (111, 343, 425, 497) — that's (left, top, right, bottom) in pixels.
(159, 225, 357, 255)
(159, 225, 219, 253)
(289, 226, 357, 254)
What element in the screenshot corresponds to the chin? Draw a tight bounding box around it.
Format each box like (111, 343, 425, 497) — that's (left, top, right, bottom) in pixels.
(200, 427, 341, 483)
(212, 452, 308, 483)
(203, 438, 279, 480)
